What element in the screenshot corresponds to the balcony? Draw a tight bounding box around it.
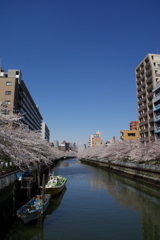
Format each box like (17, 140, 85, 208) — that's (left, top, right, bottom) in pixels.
(148, 100, 153, 106)
(152, 81, 160, 92)
(155, 126, 160, 133)
(149, 118, 154, 123)
(147, 92, 153, 99)
(149, 126, 154, 131)
(139, 113, 147, 118)
(139, 120, 148, 126)
(153, 104, 160, 111)
(137, 82, 145, 90)
(138, 105, 147, 111)
(148, 109, 153, 115)
(146, 75, 152, 83)
(140, 129, 148, 134)
(153, 93, 160, 103)
(145, 62, 150, 68)
(154, 115, 160, 122)
(138, 91, 144, 97)
(147, 83, 153, 91)
(146, 68, 152, 76)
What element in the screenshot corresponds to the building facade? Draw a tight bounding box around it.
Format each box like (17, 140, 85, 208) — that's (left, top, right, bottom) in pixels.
(41, 122, 50, 141)
(120, 129, 139, 141)
(135, 54, 160, 142)
(152, 82, 160, 141)
(130, 121, 138, 130)
(0, 68, 43, 130)
(89, 131, 104, 147)
(53, 140, 59, 148)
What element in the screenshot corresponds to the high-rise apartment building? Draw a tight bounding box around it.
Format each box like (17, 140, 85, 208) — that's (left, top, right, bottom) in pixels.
(152, 82, 160, 141)
(0, 68, 43, 130)
(135, 54, 160, 142)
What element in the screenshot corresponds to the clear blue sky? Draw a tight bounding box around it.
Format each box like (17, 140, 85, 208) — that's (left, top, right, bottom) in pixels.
(0, 0, 160, 145)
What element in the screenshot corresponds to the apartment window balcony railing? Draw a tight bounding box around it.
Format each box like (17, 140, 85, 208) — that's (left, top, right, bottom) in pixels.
(149, 126, 154, 131)
(153, 93, 160, 103)
(155, 127, 160, 133)
(138, 91, 143, 97)
(140, 129, 148, 134)
(138, 105, 147, 111)
(139, 121, 148, 126)
(148, 109, 153, 115)
(154, 115, 160, 122)
(139, 113, 147, 118)
(147, 83, 153, 91)
(146, 68, 152, 76)
(153, 104, 160, 111)
(146, 75, 152, 83)
(145, 62, 150, 68)
(147, 92, 153, 98)
(153, 81, 160, 92)
(148, 100, 153, 106)
(149, 118, 154, 123)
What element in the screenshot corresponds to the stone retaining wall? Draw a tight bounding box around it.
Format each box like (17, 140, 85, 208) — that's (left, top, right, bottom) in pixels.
(80, 159, 160, 187)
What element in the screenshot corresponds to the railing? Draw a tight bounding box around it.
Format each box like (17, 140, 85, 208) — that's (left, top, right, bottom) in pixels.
(155, 127, 160, 133)
(154, 115, 160, 121)
(155, 104, 160, 110)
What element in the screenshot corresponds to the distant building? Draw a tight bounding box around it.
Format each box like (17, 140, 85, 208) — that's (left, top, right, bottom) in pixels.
(77, 144, 87, 151)
(0, 68, 43, 130)
(89, 131, 104, 147)
(120, 130, 139, 141)
(53, 140, 59, 148)
(58, 140, 72, 152)
(41, 122, 50, 141)
(130, 121, 138, 130)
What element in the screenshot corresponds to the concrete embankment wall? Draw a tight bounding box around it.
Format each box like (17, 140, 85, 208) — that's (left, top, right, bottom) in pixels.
(80, 159, 160, 187)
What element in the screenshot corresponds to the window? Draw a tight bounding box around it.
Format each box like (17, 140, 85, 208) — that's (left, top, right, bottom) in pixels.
(5, 100, 11, 104)
(5, 91, 11, 95)
(128, 133, 135, 137)
(6, 82, 12, 86)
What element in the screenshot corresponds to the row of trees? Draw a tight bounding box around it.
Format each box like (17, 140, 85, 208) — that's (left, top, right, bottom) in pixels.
(0, 103, 65, 171)
(77, 140, 160, 165)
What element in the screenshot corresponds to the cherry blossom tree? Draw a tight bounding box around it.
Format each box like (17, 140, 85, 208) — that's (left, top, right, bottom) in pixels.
(0, 102, 64, 170)
(77, 140, 160, 165)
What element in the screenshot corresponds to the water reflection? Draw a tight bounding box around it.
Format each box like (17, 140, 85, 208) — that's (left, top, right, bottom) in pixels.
(87, 165, 160, 240)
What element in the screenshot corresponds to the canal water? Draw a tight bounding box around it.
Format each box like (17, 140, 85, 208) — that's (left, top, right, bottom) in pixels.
(3, 158, 160, 240)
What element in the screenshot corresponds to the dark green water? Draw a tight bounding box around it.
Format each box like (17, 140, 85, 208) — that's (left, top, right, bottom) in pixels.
(3, 158, 160, 240)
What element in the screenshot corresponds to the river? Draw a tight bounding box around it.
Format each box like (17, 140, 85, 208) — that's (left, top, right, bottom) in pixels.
(3, 158, 160, 240)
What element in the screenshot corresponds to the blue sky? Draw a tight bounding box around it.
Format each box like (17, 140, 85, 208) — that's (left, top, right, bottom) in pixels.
(0, 0, 160, 145)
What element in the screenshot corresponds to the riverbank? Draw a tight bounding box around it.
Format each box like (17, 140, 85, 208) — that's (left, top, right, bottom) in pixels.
(80, 158, 160, 187)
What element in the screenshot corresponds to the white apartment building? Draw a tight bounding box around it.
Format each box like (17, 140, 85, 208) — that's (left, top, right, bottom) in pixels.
(135, 54, 160, 142)
(152, 82, 160, 141)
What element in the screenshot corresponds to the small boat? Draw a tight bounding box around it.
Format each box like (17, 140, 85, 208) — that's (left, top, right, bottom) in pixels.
(17, 194, 51, 224)
(41, 175, 67, 196)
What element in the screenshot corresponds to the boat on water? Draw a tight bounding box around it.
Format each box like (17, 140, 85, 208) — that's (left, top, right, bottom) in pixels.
(17, 194, 51, 224)
(41, 175, 67, 196)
